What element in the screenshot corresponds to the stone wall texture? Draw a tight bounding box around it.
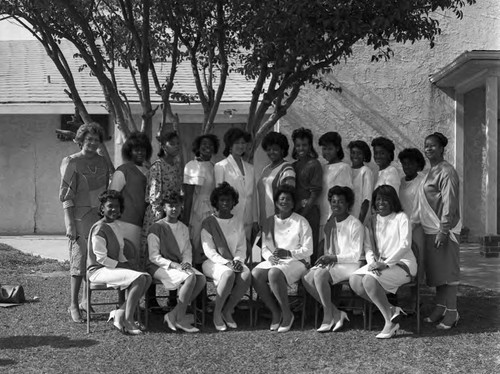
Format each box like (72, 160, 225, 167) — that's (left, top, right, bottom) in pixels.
(278, 1, 500, 236)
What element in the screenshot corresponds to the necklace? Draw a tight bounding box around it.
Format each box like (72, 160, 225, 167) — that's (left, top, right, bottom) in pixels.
(87, 165, 98, 174)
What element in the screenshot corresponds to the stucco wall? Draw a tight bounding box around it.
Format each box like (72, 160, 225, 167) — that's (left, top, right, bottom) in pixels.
(278, 1, 500, 236)
(0, 114, 115, 234)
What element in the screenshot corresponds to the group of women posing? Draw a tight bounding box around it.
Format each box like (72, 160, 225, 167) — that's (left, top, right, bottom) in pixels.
(60, 123, 461, 338)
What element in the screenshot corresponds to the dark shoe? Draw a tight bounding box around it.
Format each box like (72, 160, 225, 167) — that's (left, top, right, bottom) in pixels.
(424, 304, 446, 323)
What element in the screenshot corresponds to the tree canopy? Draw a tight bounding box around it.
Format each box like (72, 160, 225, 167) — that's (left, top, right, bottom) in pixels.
(0, 0, 476, 160)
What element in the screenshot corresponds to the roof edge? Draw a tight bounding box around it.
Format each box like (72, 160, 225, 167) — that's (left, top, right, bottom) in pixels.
(429, 50, 500, 84)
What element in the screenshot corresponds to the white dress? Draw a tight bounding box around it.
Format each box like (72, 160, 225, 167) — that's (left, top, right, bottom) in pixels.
(214, 155, 257, 239)
(255, 213, 313, 285)
(399, 173, 425, 218)
(353, 212, 417, 293)
(351, 166, 373, 222)
(201, 216, 249, 285)
(310, 214, 363, 283)
(374, 165, 401, 196)
(89, 221, 149, 290)
(184, 159, 216, 263)
(318, 162, 353, 226)
(147, 220, 203, 290)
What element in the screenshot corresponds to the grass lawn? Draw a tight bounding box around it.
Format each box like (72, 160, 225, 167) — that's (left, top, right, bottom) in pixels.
(1, 243, 499, 373)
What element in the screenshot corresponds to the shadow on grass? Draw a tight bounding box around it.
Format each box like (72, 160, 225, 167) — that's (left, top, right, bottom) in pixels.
(0, 358, 17, 367)
(0, 335, 98, 350)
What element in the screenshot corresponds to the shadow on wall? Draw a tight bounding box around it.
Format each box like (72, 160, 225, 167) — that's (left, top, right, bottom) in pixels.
(282, 79, 426, 152)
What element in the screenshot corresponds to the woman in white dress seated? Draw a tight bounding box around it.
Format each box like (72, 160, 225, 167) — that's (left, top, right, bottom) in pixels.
(302, 186, 364, 333)
(88, 190, 152, 335)
(349, 185, 417, 339)
(201, 182, 251, 331)
(147, 191, 206, 333)
(252, 185, 313, 333)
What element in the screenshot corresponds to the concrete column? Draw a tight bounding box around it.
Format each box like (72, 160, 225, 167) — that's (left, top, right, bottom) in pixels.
(485, 76, 498, 234)
(455, 93, 465, 217)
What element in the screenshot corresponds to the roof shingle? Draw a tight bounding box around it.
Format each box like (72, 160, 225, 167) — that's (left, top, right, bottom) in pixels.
(0, 40, 254, 104)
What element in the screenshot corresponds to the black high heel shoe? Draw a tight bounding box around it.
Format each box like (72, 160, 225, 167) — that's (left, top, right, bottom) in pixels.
(424, 304, 446, 323)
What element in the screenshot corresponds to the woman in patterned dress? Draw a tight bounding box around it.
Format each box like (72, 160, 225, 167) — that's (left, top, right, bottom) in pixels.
(59, 122, 110, 323)
(257, 131, 295, 229)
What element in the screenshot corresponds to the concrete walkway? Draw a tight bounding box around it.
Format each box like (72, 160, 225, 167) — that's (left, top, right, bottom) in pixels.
(1, 235, 499, 292)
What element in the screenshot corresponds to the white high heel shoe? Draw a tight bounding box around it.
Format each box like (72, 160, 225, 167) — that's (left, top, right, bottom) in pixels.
(332, 311, 350, 332)
(390, 306, 407, 323)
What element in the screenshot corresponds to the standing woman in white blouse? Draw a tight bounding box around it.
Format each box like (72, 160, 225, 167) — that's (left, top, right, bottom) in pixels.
(302, 186, 363, 333)
(201, 182, 251, 331)
(372, 137, 401, 195)
(183, 134, 220, 266)
(349, 185, 417, 339)
(214, 128, 258, 241)
(252, 185, 313, 333)
(348, 140, 373, 224)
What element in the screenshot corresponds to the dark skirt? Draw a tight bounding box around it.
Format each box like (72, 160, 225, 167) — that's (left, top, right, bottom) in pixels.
(424, 233, 460, 287)
(297, 205, 320, 263)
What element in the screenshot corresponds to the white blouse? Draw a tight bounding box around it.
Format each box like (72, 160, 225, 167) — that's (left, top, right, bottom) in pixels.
(262, 213, 313, 262)
(364, 212, 416, 274)
(201, 216, 246, 264)
(374, 165, 401, 195)
(399, 173, 425, 218)
(91, 221, 127, 268)
(147, 220, 192, 269)
(319, 162, 353, 225)
(351, 166, 373, 220)
(324, 214, 364, 264)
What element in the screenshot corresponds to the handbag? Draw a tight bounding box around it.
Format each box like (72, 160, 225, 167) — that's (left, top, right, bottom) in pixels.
(0, 284, 26, 304)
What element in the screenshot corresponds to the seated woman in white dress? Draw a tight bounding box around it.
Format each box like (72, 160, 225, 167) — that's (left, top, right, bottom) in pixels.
(252, 185, 313, 333)
(349, 185, 417, 339)
(201, 182, 251, 331)
(147, 191, 206, 333)
(302, 186, 364, 333)
(88, 190, 152, 335)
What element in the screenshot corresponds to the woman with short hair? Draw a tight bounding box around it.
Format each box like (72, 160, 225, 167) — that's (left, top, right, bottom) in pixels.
(252, 185, 313, 333)
(302, 186, 363, 333)
(257, 131, 296, 228)
(183, 134, 220, 266)
(292, 127, 323, 262)
(110, 131, 152, 251)
(350, 185, 417, 339)
(201, 182, 251, 331)
(372, 137, 400, 194)
(413, 132, 461, 330)
(60, 122, 110, 323)
(88, 190, 152, 335)
(348, 140, 373, 224)
(214, 128, 257, 240)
